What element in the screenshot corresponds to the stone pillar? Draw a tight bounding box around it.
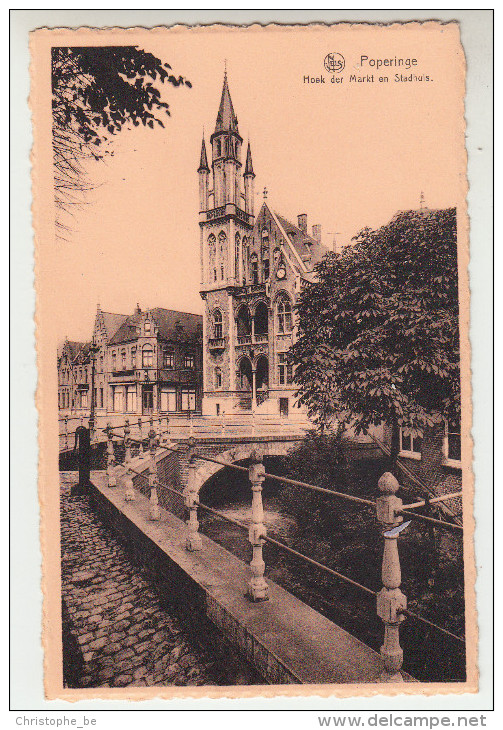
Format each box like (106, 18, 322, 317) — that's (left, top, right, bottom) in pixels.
(247, 449, 269, 601)
(251, 369, 257, 411)
(106, 423, 116, 487)
(376, 472, 406, 682)
(184, 437, 202, 551)
(148, 423, 160, 520)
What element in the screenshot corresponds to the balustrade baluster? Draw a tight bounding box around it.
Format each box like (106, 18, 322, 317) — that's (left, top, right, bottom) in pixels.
(106, 423, 116, 487)
(148, 422, 160, 520)
(247, 449, 269, 601)
(376, 472, 407, 682)
(184, 437, 202, 550)
(137, 417, 145, 457)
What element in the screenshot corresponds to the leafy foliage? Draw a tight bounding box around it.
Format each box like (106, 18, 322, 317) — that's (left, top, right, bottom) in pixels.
(291, 209, 460, 443)
(52, 46, 191, 230)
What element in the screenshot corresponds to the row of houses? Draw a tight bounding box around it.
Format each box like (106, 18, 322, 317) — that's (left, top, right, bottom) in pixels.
(58, 304, 203, 417)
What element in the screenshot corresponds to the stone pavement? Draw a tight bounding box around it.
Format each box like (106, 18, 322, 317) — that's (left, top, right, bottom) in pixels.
(60, 472, 253, 688)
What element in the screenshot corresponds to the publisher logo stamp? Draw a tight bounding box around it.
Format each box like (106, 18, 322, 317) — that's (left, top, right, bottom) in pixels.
(324, 52, 345, 73)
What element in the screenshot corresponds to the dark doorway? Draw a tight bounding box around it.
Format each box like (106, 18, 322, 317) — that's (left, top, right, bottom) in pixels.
(143, 385, 154, 414)
(238, 357, 253, 392)
(254, 302, 268, 336)
(279, 397, 289, 418)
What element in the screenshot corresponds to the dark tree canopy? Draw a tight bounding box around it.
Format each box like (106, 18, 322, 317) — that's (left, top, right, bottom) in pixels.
(52, 46, 191, 229)
(291, 208, 460, 442)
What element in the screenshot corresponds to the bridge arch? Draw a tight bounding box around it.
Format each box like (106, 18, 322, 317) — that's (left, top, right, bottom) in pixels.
(193, 441, 295, 494)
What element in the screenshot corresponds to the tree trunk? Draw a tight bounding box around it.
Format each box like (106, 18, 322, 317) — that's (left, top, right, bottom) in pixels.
(390, 416, 400, 474)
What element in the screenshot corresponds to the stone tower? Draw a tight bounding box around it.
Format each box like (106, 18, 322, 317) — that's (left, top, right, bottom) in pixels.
(199, 72, 255, 414)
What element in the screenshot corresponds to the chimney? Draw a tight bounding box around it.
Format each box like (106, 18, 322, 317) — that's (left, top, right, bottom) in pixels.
(312, 224, 322, 243)
(297, 213, 307, 233)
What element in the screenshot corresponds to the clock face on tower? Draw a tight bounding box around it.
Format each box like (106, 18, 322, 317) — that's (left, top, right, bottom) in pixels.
(276, 266, 286, 280)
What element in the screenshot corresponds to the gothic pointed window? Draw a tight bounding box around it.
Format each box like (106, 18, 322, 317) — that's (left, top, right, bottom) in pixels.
(215, 367, 222, 389)
(277, 295, 293, 333)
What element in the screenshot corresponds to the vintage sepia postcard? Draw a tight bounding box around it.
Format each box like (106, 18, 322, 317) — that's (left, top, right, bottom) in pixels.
(30, 21, 476, 701)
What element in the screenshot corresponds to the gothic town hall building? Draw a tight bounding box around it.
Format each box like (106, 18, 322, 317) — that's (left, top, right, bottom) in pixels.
(198, 74, 328, 418)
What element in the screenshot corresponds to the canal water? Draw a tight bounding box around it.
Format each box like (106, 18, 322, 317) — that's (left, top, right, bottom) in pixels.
(197, 455, 466, 684)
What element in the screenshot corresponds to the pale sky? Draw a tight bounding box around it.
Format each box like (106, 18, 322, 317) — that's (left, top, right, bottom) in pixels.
(52, 24, 465, 342)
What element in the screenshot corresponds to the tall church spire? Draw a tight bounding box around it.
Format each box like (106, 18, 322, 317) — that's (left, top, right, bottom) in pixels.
(214, 70, 239, 133)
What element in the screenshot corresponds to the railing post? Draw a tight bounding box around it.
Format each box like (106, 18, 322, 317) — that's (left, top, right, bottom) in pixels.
(148, 421, 160, 520)
(221, 413, 226, 437)
(64, 414, 69, 450)
(106, 423, 116, 488)
(247, 449, 269, 602)
(124, 468, 135, 502)
(137, 417, 145, 457)
(376, 472, 406, 682)
(124, 418, 131, 465)
(184, 437, 202, 551)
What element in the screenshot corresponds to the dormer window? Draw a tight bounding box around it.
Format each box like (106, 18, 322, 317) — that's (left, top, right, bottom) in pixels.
(163, 350, 174, 369)
(144, 320, 151, 334)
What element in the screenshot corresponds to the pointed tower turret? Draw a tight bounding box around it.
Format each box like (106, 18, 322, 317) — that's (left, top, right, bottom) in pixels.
(198, 135, 210, 210)
(244, 141, 255, 215)
(210, 70, 243, 206)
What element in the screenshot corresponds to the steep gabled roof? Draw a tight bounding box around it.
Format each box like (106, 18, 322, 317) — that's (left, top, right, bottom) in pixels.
(275, 214, 329, 269)
(108, 308, 203, 346)
(101, 311, 129, 340)
(151, 308, 202, 343)
(61, 340, 87, 362)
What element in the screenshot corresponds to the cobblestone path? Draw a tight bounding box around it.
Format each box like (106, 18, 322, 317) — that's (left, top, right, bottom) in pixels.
(60, 472, 246, 688)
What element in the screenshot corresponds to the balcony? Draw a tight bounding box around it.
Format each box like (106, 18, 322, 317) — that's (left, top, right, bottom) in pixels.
(236, 335, 251, 346)
(253, 333, 268, 344)
(208, 336, 227, 352)
(112, 369, 135, 377)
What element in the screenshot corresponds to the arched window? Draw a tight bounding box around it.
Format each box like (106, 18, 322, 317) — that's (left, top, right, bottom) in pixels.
(277, 295, 293, 333)
(261, 227, 270, 250)
(216, 139, 221, 157)
(142, 345, 153, 368)
(273, 248, 281, 264)
(236, 305, 252, 338)
(208, 234, 216, 258)
(213, 309, 223, 339)
(250, 253, 259, 284)
(111, 353, 116, 372)
(121, 349, 126, 370)
(215, 367, 222, 389)
(131, 347, 136, 369)
(144, 320, 151, 334)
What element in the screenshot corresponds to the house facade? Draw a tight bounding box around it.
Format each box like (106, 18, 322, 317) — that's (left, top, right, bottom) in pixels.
(58, 305, 203, 417)
(198, 73, 328, 417)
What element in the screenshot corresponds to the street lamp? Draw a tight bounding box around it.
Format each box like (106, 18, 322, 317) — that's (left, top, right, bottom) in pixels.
(88, 341, 100, 439)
